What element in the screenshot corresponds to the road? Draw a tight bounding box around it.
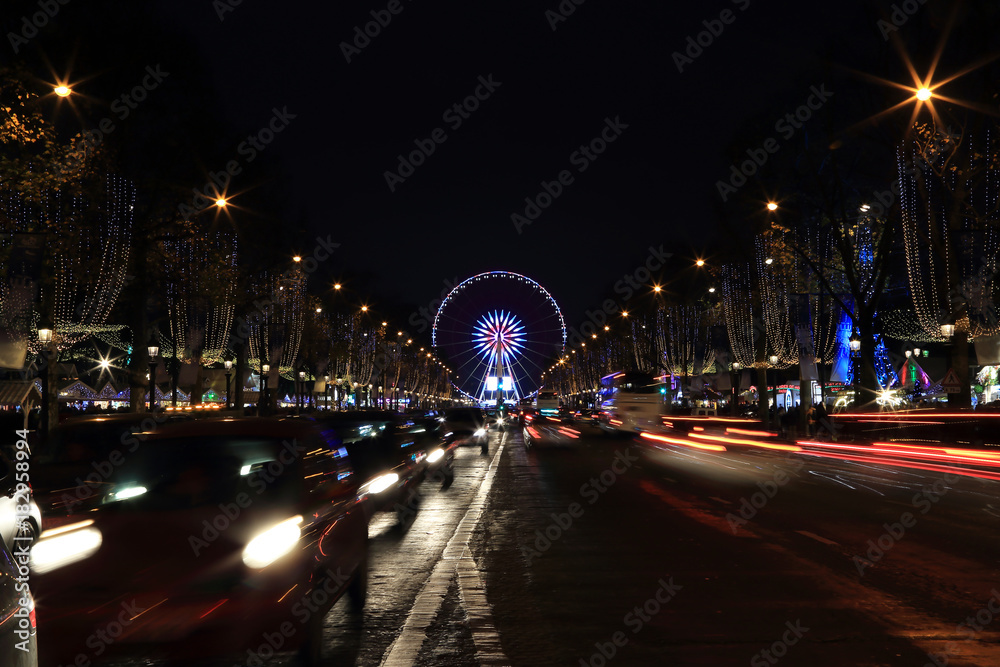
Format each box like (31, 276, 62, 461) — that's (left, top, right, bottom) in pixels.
(108, 424, 1000, 666)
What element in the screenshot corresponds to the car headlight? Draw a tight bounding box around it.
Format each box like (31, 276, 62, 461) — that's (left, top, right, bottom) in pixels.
(426, 449, 445, 463)
(242, 516, 303, 569)
(112, 485, 147, 501)
(365, 472, 400, 495)
(474, 428, 487, 437)
(31, 520, 102, 574)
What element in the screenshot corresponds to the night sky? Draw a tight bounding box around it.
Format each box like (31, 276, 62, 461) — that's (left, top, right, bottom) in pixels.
(9, 0, 985, 328)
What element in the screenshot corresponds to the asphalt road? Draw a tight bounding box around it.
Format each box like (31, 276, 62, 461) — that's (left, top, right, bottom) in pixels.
(102, 423, 1000, 666)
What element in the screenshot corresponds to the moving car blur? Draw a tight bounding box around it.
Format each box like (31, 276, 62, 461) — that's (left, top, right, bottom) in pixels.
(311, 411, 456, 524)
(30, 417, 367, 666)
(441, 407, 489, 448)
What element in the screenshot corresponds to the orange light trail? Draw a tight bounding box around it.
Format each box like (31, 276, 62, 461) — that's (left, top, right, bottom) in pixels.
(640, 431, 727, 452)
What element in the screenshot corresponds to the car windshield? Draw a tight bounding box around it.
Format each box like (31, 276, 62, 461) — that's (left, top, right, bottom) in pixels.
(102, 436, 302, 511)
(446, 409, 483, 422)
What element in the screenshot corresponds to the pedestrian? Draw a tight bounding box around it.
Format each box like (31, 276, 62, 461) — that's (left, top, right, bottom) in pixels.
(814, 402, 828, 440)
(806, 403, 817, 437)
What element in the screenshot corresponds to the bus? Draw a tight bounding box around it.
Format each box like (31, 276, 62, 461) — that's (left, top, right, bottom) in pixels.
(598, 371, 664, 433)
(534, 389, 561, 417)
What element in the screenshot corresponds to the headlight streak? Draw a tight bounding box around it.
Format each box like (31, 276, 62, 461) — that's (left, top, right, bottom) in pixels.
(242, 516, 303, 569)
(31, 525, 103, 573)
(365, 472, 400, 495)
(426, 449, 445, 463)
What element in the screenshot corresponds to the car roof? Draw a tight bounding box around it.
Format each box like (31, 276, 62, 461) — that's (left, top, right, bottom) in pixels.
(136, 417, 320, 441)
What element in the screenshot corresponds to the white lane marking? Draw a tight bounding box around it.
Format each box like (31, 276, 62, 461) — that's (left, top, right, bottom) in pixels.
(381, 434, 509, 667)
(708, 496, 730, 505)
(796, 530, 839, 546)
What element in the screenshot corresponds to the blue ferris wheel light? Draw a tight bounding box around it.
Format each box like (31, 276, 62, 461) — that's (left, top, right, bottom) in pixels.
(432, 271, 566, 404)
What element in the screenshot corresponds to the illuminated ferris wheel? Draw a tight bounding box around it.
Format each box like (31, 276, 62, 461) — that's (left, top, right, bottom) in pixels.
(432, 271, 566, 404)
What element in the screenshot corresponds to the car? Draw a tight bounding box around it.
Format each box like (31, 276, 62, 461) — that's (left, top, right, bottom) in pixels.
(311, 411, 456, 524)
(31, 417, 368, 666)
(0, 530, 38, 666)
(442, 407, 489, 449)
(522, 410, 582, 448)
(0, 450, 41, 547)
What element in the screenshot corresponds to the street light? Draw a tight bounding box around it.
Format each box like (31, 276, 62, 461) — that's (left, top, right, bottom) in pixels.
(147, 338, 159, 412)
(298, 369, 306, 414)
(768, 355, 779, 419)
(850, 332, 861, 408)
(54, 85, 72, 97)
(37, 322, 54, 435)
(731, 361, 741, 416)
(224, 360, 233, 410)
(940, 323, 955, 338)
(261, 364, 270, 415)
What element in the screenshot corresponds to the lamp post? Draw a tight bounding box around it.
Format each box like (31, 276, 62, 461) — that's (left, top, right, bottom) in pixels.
(147, 338, 159, 413)
(731, 361, 741, 417)
(224, 360, 233, 410)
(368, 384, 373, 408)
(769, 355, 779, 420)
(324, 374, 330, 411)
(261, 364, 270, 416)
(298, 370, 305, 414)
(336, 376, 343, 410)
(37, 322, 53, 435)
(850, 333, 861, 409)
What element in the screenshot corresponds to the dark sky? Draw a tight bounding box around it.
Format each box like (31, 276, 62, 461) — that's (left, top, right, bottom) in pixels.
(125, 2, 963, 325)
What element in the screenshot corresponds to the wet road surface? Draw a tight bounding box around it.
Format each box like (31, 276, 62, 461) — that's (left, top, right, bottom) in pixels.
(98, 424, 1000, 665)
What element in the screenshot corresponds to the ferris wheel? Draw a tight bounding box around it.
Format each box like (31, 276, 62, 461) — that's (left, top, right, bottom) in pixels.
(432, 271, 566, 405)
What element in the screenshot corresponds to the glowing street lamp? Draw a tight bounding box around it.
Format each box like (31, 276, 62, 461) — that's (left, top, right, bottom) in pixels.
(916, 87, 932, 101)
(147, 338, 159, 412)
(54, 85, 71, 97)
(215, 198, 227, 208)
(224, 360, 233, 410)
(37, 321, 54, 435)
(767, 202, 778, 211)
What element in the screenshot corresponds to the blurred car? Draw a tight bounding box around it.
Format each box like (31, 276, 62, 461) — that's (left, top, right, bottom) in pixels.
(0, 450, 41, 547)
(0, 531, 37, 666)
(442, 407, 489, 448)
(31, 418, 367, 666)
(522, 411, 582, 448)
(312, 411, 456, 524)
(31, 413, 196, 524)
